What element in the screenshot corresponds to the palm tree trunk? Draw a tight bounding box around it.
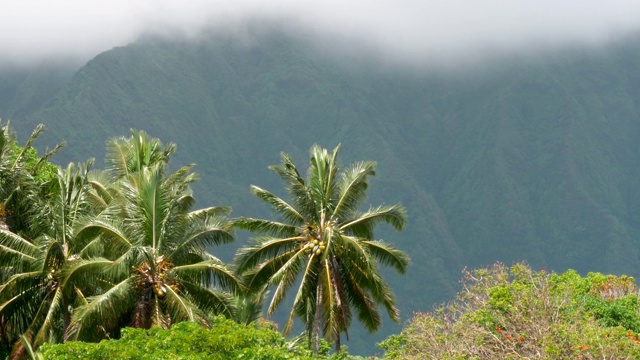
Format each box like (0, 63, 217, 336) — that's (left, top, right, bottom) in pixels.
(63, 302, 71, 341)
(312, 282, 322, 355)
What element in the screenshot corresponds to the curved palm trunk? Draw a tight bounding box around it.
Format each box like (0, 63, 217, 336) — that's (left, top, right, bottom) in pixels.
(312, 281, 322, 355)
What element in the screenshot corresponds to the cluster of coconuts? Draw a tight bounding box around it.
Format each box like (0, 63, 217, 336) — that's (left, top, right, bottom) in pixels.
(304, 238, 326, 256)
(153, 283, 167, 298)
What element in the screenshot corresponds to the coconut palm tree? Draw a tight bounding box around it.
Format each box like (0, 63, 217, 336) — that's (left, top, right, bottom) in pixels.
(0, 121, 62, 238)
(66, 132, 241, 341)
(0, 161, 95, 358)
(235, 144, 410, 353)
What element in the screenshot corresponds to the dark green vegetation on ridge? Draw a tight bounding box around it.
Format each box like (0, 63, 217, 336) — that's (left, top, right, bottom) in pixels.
(3, 29, 640, 354)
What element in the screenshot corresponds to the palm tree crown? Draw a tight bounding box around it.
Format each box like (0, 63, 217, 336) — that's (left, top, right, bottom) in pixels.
(235, 144, 410, 353)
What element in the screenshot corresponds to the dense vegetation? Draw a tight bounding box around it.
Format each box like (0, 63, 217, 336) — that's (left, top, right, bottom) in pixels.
(40, 317, 339, 360)
(380, 263, 640, 359)
(0, 123, 406, 359)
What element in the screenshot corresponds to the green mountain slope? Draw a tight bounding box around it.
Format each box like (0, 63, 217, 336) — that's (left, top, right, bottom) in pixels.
(4, 30, 640, 354)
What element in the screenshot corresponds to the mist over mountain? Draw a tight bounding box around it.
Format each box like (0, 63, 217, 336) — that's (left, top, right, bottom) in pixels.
(5, 1, 640, 68)
(3, 28, 640, 354)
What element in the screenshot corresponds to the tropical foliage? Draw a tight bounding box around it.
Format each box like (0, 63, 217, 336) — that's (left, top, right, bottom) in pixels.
(380, 263, 640, 359)
(41, 317, 311, 360)
(235, 144, 409, 354)
(0, 125, 242, 358)
(0, 123, 76, 358)
(40, 317, 374, 360)
(66, 131, 242, 341)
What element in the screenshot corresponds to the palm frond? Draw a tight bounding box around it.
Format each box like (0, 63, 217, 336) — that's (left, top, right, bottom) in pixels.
(361, 240, 410, 274)
(232, 285, 269, 325)
(332, 161, 376, 219)
(161, 285, 203, 324)
(168, 215, 234, 263)
(179, 281, 235, 319)
(266, 248, 306, 319)
(234, 236, 303, 275)
(163, 164, 196, 190)
(0, 272, 47, 339)
(320, 258, 339, 341)
(0, 230, 39, 266)
(347, 262, 400, 323)
(29, 287, 64, 349)
(32, 142, 66, 176)
(339, 265, 381, 332)
(85, 169, 117, 210)
(233, 217, 298, 238)
(188, 206, 231, 219)
(171, 260, 242, 293)
(10, 124, 44, 171)
(67, 277, 137, 341)
(61, 258, 121, 297)
(340, 204, 407, 238)
(249, 186, 304, 224)
(284, 258, 319, 335)
(268, 153, 315, 218)
(74, 219, 132, 258)
(39, 240, 65, 274)
(307, 144, 333, 211)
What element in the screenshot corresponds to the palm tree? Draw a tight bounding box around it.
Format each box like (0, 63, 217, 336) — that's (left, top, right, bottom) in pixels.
(0, 161, 94, 358)
(235, 144, 410, 353)
(66, 132, 241, 341)
(0, 121, 62, 237)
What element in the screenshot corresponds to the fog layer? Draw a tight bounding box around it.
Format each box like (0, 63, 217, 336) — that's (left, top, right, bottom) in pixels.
(3, 1, 640, 67)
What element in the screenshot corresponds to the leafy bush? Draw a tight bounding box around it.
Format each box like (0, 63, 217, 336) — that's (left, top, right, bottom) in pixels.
(380, 263, 640, 359)
(40, 317, 312, 360)
(39, 317, 370, 360)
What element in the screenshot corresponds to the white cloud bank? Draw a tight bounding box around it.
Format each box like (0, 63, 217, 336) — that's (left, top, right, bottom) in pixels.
(2, 1, 640, 67)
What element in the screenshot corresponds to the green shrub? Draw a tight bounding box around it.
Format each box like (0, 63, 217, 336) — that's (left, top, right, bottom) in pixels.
(39, 317, 370, 360)
(40, 317, 313, 360)
(380, 263, 640, 359)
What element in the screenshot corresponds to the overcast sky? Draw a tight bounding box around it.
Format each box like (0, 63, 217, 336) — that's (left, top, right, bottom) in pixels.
(3, 1, 640, 68)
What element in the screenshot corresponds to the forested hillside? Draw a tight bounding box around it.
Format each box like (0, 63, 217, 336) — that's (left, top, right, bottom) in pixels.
(3, 29, 640, 354)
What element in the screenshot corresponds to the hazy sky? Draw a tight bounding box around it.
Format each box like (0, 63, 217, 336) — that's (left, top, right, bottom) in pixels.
(3, 1, 640, 67)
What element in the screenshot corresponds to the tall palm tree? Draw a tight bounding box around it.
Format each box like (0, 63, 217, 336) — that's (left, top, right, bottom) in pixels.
(235, 144, 410, 353)
(66, 132, 241, 341)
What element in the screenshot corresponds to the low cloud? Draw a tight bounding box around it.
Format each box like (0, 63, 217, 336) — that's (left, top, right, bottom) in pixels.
(2, 1, 640, 68)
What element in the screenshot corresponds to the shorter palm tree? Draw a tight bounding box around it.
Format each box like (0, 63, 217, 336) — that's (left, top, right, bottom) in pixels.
(235, 144, 410, 353)
(67, 157, 241, 341)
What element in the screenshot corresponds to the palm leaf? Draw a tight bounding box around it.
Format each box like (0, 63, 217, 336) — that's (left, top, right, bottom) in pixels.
(250, 186, 304, 224)
(0, 230, 39, 266)
(67, 277, 138, 341)
(234, 236, 303, 275)
(340, 204, 407, 238)
(332, 161, 376, 219)
(161, 285, 201, 324)
(361, 240, 410, 274)
(168, 215, 234, 263)
(180, 281, 235, 319)
(30, 287, 64, 349)
(233, 217, 298, 238)
(171, 260, 241, 292)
